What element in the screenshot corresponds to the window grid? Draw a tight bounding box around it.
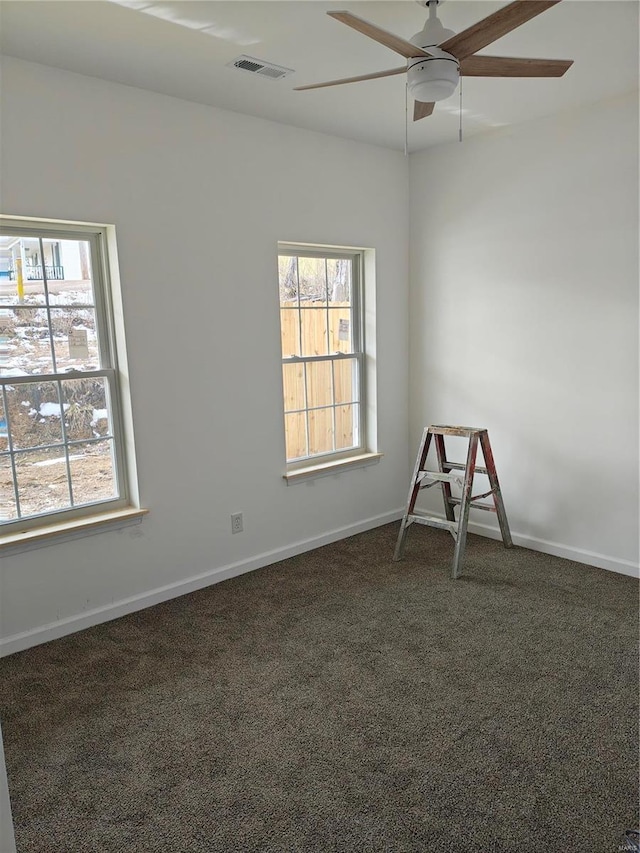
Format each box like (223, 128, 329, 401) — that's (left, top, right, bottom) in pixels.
(1, 373, 119, 520)
(283, 358, 361, 415)
(5, 435, 113, 457)
(278, 247, 364, 465)
(0, 220, 128, 530)
(285, 401, 360, 417)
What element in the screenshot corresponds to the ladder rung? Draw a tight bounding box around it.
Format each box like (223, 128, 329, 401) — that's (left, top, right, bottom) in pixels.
(442, 461, 489, 475)
(471, 490, 494, 502)
(417, 470, 463, 486)
(408, 511, 458, 533)
(419, 480, 440, 491)
(448, 498, 496, 512)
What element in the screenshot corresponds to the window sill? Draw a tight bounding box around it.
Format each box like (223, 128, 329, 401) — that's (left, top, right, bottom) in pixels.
(0, 507, 149, 557)
(284, 452, 383, 484)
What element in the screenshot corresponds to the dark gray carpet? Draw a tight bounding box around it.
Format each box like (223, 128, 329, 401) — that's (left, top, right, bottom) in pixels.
(1, 523, 638, 853)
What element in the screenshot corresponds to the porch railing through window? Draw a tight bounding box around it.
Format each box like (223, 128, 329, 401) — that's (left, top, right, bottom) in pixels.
(9, 265, 65, 281)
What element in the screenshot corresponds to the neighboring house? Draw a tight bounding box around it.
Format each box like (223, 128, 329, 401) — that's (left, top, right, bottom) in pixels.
(0, 235, 89, 283)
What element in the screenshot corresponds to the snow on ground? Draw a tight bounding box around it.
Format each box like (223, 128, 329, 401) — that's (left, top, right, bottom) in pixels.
(38, 402, 70, 418)
(33, 454, 84, 467)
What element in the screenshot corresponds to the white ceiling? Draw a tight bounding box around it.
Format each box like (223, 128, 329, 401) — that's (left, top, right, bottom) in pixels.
(0, 0, 638, 151)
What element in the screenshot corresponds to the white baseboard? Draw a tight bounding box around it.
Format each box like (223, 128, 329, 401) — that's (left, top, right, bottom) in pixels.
(2, 509, 637, 657)
(0, 509, 405, 658)
(455, 516, 639, 579)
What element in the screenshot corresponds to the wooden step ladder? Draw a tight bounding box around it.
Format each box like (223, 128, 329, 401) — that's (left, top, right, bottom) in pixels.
(393, 425, 512, 578)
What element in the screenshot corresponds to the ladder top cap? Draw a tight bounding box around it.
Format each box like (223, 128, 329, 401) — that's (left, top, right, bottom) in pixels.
(429, 425, 488, 437)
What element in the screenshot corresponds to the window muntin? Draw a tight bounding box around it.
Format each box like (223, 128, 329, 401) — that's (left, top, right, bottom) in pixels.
(278, 247, 364, 465)
(0, 222, 128, 530)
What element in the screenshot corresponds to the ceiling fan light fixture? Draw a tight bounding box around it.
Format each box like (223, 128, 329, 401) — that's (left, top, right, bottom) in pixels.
(407, 51, 459, 102)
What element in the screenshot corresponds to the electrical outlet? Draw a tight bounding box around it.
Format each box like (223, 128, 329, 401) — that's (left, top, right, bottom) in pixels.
(231, 512, 243, 534)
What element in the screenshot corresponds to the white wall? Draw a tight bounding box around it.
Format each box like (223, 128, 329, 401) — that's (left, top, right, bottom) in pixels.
(408, 91, 639, 575)
(1, 57, 637, 659)
(0, 58, 410, 651)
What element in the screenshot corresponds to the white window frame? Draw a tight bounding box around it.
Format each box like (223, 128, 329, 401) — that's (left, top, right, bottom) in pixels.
(0, 216, 141, 542)
(278, 243, 381, 480)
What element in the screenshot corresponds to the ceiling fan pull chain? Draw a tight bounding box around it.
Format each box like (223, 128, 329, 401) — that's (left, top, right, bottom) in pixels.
(459, 75, 463, 142)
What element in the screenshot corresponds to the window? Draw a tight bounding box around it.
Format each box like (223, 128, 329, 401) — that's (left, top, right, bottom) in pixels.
(278, 245, 366, 468)
(0, 218, 133, 534)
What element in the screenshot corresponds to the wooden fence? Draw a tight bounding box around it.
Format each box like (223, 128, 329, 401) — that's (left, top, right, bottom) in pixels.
(280, 301, 357, 460)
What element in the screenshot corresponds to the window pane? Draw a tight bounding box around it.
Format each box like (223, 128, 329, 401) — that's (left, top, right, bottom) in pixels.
(68, 440, 117, 506)
(285, 411, 307, 461)
(280, 309, 300, 358)
(14, 447, 71, 517)
(298, 257, 327, 304)
(46, 240, 94, 306)
(0, 454, 16, 520)
(282, 362, 305, 413)
(4, 381, 63, 450)
(306, 360, 332, 409)
(0, 236, 46, 305)
(329, 308, 353, 353)
(50, 307, 99, 372)
(301, 308, 329, 357)
(308, 407, 334, 455)
(278, 255, 298, 304)
(333, 358, 358, 405)
(0, 394, 8, 452)
(336, 404, 358, 451)
(0, 307, 53, 376)
(0, 237, 93, 306)
(327, 258, 351, 306)
(60, 377, 112, 441)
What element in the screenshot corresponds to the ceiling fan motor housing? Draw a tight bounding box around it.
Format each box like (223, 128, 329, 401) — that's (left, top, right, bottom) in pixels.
(407, 49, 459, 102)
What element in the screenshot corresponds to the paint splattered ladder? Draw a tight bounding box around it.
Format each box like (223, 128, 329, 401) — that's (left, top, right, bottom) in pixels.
(393, 425, 512, 579)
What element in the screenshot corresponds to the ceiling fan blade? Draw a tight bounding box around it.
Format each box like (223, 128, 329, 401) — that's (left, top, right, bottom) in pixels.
(294, 66, 407, 91)
(460, 55, 573, 77)
(440, 1, 563, 61)
(327, 11, 431, 59)
(414, 101, 435, 121)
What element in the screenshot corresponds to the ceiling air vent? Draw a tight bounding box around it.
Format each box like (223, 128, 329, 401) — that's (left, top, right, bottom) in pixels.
(228, 55, 294, 81)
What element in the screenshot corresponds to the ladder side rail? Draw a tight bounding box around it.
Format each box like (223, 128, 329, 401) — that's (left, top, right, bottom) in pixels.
(393, 428, 433, 561)
(451, 434, 479, 579)
(434, 433, 456, 523)
(407, 428, 432, 515)
(479, 432, 513, 548)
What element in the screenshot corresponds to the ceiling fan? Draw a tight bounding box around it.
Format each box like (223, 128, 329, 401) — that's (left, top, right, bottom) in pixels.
(295, 0, 573, 121)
